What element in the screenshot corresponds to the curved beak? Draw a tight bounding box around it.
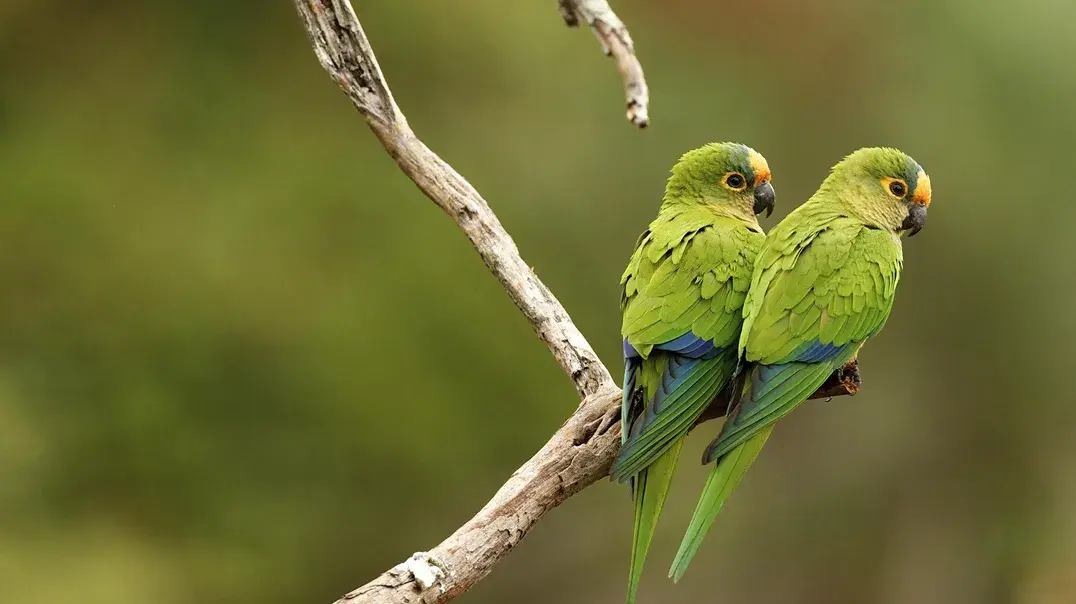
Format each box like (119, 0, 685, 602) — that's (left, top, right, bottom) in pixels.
(901, 203, 928, 237)
(753, 181, 775, 218)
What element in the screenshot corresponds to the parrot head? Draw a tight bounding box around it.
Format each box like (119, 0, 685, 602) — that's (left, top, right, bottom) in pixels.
(826, 147, 932, 237)
(664, 142, 776, 220)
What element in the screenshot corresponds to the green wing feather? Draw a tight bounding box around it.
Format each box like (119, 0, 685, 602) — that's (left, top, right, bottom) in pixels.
(620, 210, 759, 357)
(613, 353, 736, 482)
(627, 440, 682, 604)
(741, 218, 903, 364)
(669, 215, 904, 580)
(710, 222, 903, 457)
(617, 206, 763, 604)
(616, 209, 762, 479)
(669, 425, 773, 582)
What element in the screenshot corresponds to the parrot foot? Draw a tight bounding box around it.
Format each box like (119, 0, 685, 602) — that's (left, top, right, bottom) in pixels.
(391, 551, 450, 592)
(809, 360, 861, 401)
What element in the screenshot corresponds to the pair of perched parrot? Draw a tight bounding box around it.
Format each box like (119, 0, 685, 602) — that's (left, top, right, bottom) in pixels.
(615, 144, 932, 603)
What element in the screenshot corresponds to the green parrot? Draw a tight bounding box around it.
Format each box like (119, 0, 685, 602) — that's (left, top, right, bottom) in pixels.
(669, 147, 932, 581)
(613, 142, 776, 604)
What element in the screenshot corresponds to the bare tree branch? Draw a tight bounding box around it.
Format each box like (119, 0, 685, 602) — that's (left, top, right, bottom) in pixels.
(290, 2, 856, 602)
(558, 0, 650, 127)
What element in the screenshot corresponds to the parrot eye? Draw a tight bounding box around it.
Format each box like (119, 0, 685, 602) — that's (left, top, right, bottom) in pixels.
(883, 177, 908, 198)
(723, 172, 747, 191)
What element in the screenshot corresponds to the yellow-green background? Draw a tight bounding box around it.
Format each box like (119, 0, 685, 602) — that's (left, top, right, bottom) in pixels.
(2, 1, 1073, 603)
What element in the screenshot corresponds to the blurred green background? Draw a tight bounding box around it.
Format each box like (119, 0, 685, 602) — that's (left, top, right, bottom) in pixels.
(1, 1, 1074, 603)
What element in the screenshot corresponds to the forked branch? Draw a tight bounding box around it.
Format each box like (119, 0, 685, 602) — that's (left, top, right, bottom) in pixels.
(290, 3, 855, 603)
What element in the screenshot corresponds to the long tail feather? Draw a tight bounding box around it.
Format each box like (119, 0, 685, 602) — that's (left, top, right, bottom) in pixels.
(668, 425, 774, 582)
(626, 440, 683, 604)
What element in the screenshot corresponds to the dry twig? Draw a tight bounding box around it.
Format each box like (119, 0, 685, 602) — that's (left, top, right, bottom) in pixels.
(558, 0, 650, 127)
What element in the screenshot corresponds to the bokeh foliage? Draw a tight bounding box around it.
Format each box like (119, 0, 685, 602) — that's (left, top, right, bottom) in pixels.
(1, 1, 1075, 603)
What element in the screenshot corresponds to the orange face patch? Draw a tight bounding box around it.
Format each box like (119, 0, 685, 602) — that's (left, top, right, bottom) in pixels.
(913, 169, 932, 206)
(748, 149, 771, 185)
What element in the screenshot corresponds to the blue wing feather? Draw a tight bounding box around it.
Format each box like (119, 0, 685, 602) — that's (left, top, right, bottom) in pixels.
(622, 355, 640, 446)
(703, 347, 857, 464)
(654, 331, 717, 358)
(776, 339, 853, 364)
